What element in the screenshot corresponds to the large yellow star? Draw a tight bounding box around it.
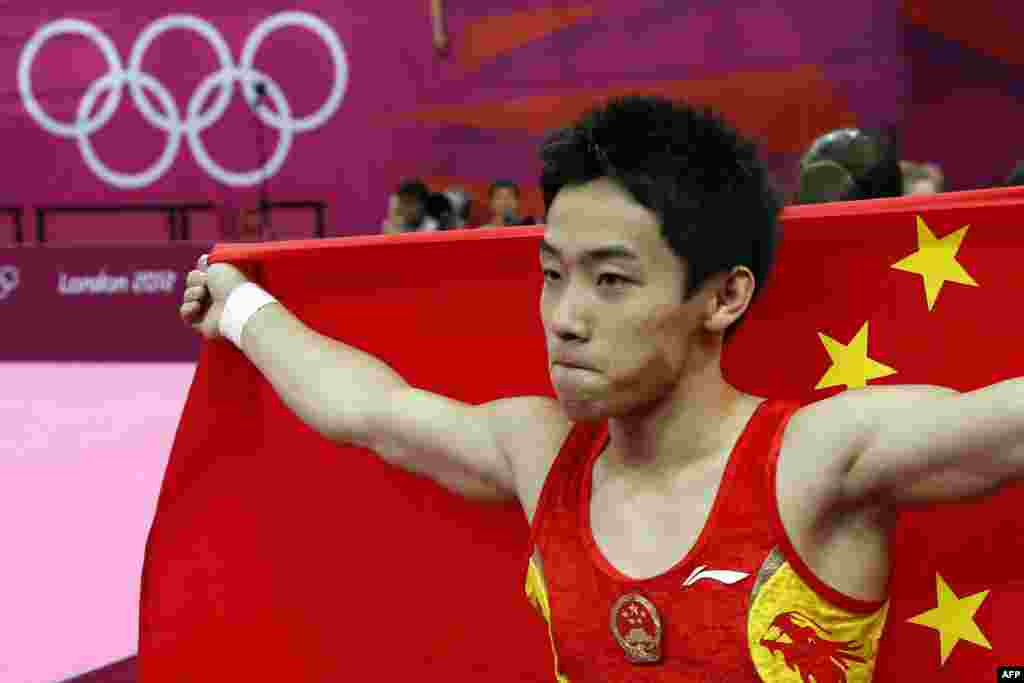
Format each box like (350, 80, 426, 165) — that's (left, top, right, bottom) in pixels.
(815, 321, 897, 390)
(908, 573, 992, 665)
(891, 216, 979, 310)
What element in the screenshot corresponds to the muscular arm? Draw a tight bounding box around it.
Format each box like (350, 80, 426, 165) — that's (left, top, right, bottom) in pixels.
(239, 302, 554, 501)
(803, 383, 1024, 507)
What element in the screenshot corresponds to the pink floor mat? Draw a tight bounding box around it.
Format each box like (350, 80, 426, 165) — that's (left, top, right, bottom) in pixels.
(1, 363, 197, 683)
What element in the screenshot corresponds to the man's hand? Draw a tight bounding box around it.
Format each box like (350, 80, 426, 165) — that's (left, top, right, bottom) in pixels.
(179, 254, 253, 340)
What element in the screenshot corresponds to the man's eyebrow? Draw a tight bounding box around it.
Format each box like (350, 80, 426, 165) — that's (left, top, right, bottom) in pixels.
(539, 239, 639, 263)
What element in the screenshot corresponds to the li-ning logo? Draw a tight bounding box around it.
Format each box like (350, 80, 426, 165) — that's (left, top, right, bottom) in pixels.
(17, 12, 348, 189)
(682, 565, 750, 588)
(0, 266, 20, 301)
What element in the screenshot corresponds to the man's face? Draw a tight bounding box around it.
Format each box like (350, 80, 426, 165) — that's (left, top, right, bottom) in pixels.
(397, 196, 424, 227)
(539, 178, 707, 421)
(490, 187, 519, 220)
(906, 178, 939, 196)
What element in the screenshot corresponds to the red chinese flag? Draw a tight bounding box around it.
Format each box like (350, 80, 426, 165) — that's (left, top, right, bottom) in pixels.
(141, 190, 1024, 681)
(725, 189, 1024, 678)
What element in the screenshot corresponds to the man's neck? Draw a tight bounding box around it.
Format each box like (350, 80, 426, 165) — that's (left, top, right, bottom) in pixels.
(603, 359, 758, 480)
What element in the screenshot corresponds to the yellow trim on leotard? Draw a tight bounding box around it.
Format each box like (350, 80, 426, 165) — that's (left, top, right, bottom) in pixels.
(525, 557, 571, 683)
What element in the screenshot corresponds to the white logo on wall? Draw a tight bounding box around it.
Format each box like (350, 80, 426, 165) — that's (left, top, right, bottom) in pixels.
(58, 269, 178, 296)
(18, 12, 349, 189)
(0, 266, 20, 300)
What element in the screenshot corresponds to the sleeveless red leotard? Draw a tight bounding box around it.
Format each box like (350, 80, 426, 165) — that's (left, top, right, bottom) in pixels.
(524, 399, 889, 682)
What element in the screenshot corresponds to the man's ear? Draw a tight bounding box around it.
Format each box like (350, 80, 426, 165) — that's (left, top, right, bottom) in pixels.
(703, 266, 756, 334)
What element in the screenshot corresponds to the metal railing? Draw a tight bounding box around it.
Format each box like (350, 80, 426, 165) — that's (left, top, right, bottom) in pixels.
(1, 206, 25, 244)
(33, 203, 217, 244)
(10, 200, 328, 243)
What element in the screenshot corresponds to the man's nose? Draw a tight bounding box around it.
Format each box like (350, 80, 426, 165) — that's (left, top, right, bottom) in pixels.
(550, 291, 588, 341)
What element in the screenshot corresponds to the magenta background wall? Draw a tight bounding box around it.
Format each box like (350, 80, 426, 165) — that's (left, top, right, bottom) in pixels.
(2, 0, 915, 243)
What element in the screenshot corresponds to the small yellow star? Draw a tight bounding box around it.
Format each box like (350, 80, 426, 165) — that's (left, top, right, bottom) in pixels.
(815, 321, 897, 390)
(891, 216, 979, 310)
(908, 573, 992, 665)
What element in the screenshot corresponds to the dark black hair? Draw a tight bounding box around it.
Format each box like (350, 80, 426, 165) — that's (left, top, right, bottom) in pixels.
(800, 128, 903, 201)
(1006, 161, 1024, 187)
(488, 179, 520, 198)
(396, 178, 431, 205)
(539, 95, 781, 337)
(425, 192, 454, 229)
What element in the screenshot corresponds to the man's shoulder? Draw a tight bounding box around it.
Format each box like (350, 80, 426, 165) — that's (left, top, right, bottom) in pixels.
(780, 384, 958, 480)
(483, 396, 574, 503)
(484, 395, 573, 454)
(786, 384, 957, 440)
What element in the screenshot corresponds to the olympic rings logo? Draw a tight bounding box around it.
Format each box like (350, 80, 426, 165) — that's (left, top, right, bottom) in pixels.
(0, 266, 20, 301)
(17, 12, 348, 189)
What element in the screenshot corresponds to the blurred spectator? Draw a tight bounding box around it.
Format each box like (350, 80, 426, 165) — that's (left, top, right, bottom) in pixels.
(217, 204, 278, 242)
(382, 194, 404, 235)
(238, 206, 279, 242)
(381, 178, 439, 233)
(901, 161, 944, 195)
(426, 192, 455, 230)
(1005, 161, 1024, 187)
(796, 161, 856, 205)
(795, 128, 903, 204)
(443, 187, 472, 228)
(484, 180, 536, 227)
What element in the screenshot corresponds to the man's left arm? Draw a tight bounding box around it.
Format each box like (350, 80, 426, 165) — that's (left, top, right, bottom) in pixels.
(828, 381, 1024, 505)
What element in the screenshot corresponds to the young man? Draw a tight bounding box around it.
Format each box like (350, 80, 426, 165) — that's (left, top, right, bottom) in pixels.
(485, 179, 535, 226)
(180, 97, 1023, 681)
(381, 178, 439, 233)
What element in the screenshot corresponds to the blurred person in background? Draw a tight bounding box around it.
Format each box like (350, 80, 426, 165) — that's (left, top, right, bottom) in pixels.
(222, 205, 278, 242)
(382, 178, 439, 234)
(443, 187, 472, 229)
(382, 193, 404, 234)
(248, 206, 280, 242)
(794, 128, 903, 204)
(484, 180, 536, 227)
(900, 161, 944, 195)
(426, 192, 455, 230)
(1005, 161, 1024, 187)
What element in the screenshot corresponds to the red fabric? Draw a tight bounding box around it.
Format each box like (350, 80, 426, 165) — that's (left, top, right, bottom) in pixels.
(141, 193, 1024, 681)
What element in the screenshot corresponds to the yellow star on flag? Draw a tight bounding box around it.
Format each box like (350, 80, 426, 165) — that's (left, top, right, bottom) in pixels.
(907, 573, 992, 665)
(891, 216, 979, 310)
(815, 321, 897, 390)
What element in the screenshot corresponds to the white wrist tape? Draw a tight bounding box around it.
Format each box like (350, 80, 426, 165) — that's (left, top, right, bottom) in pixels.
(219, 282, 278, 350)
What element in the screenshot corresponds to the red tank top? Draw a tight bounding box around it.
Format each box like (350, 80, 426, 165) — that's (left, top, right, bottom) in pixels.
(524, 399, 890, 683)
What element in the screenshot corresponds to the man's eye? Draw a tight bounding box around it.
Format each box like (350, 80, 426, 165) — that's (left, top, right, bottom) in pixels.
(597, 274, 628, 287)
(542, 269, 561, 282)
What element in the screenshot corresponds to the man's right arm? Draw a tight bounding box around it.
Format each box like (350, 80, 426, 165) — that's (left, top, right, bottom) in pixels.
(239, 302, 547, 501)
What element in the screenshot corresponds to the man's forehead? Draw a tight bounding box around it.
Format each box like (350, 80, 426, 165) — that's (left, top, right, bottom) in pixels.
(539, 233, 644, 262)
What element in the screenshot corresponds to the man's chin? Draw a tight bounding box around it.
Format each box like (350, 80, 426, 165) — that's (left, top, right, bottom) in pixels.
(557, 397, 608, 422)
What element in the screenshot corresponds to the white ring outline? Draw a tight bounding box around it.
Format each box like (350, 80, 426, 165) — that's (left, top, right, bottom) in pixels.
(78, 70, 184, 189)
(17, 12, 348, 188)
(189, 67, 294, 187)
(18, 19, 124, 138)
(240, 11, 349, 133)
(127, 14, 235, 135)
